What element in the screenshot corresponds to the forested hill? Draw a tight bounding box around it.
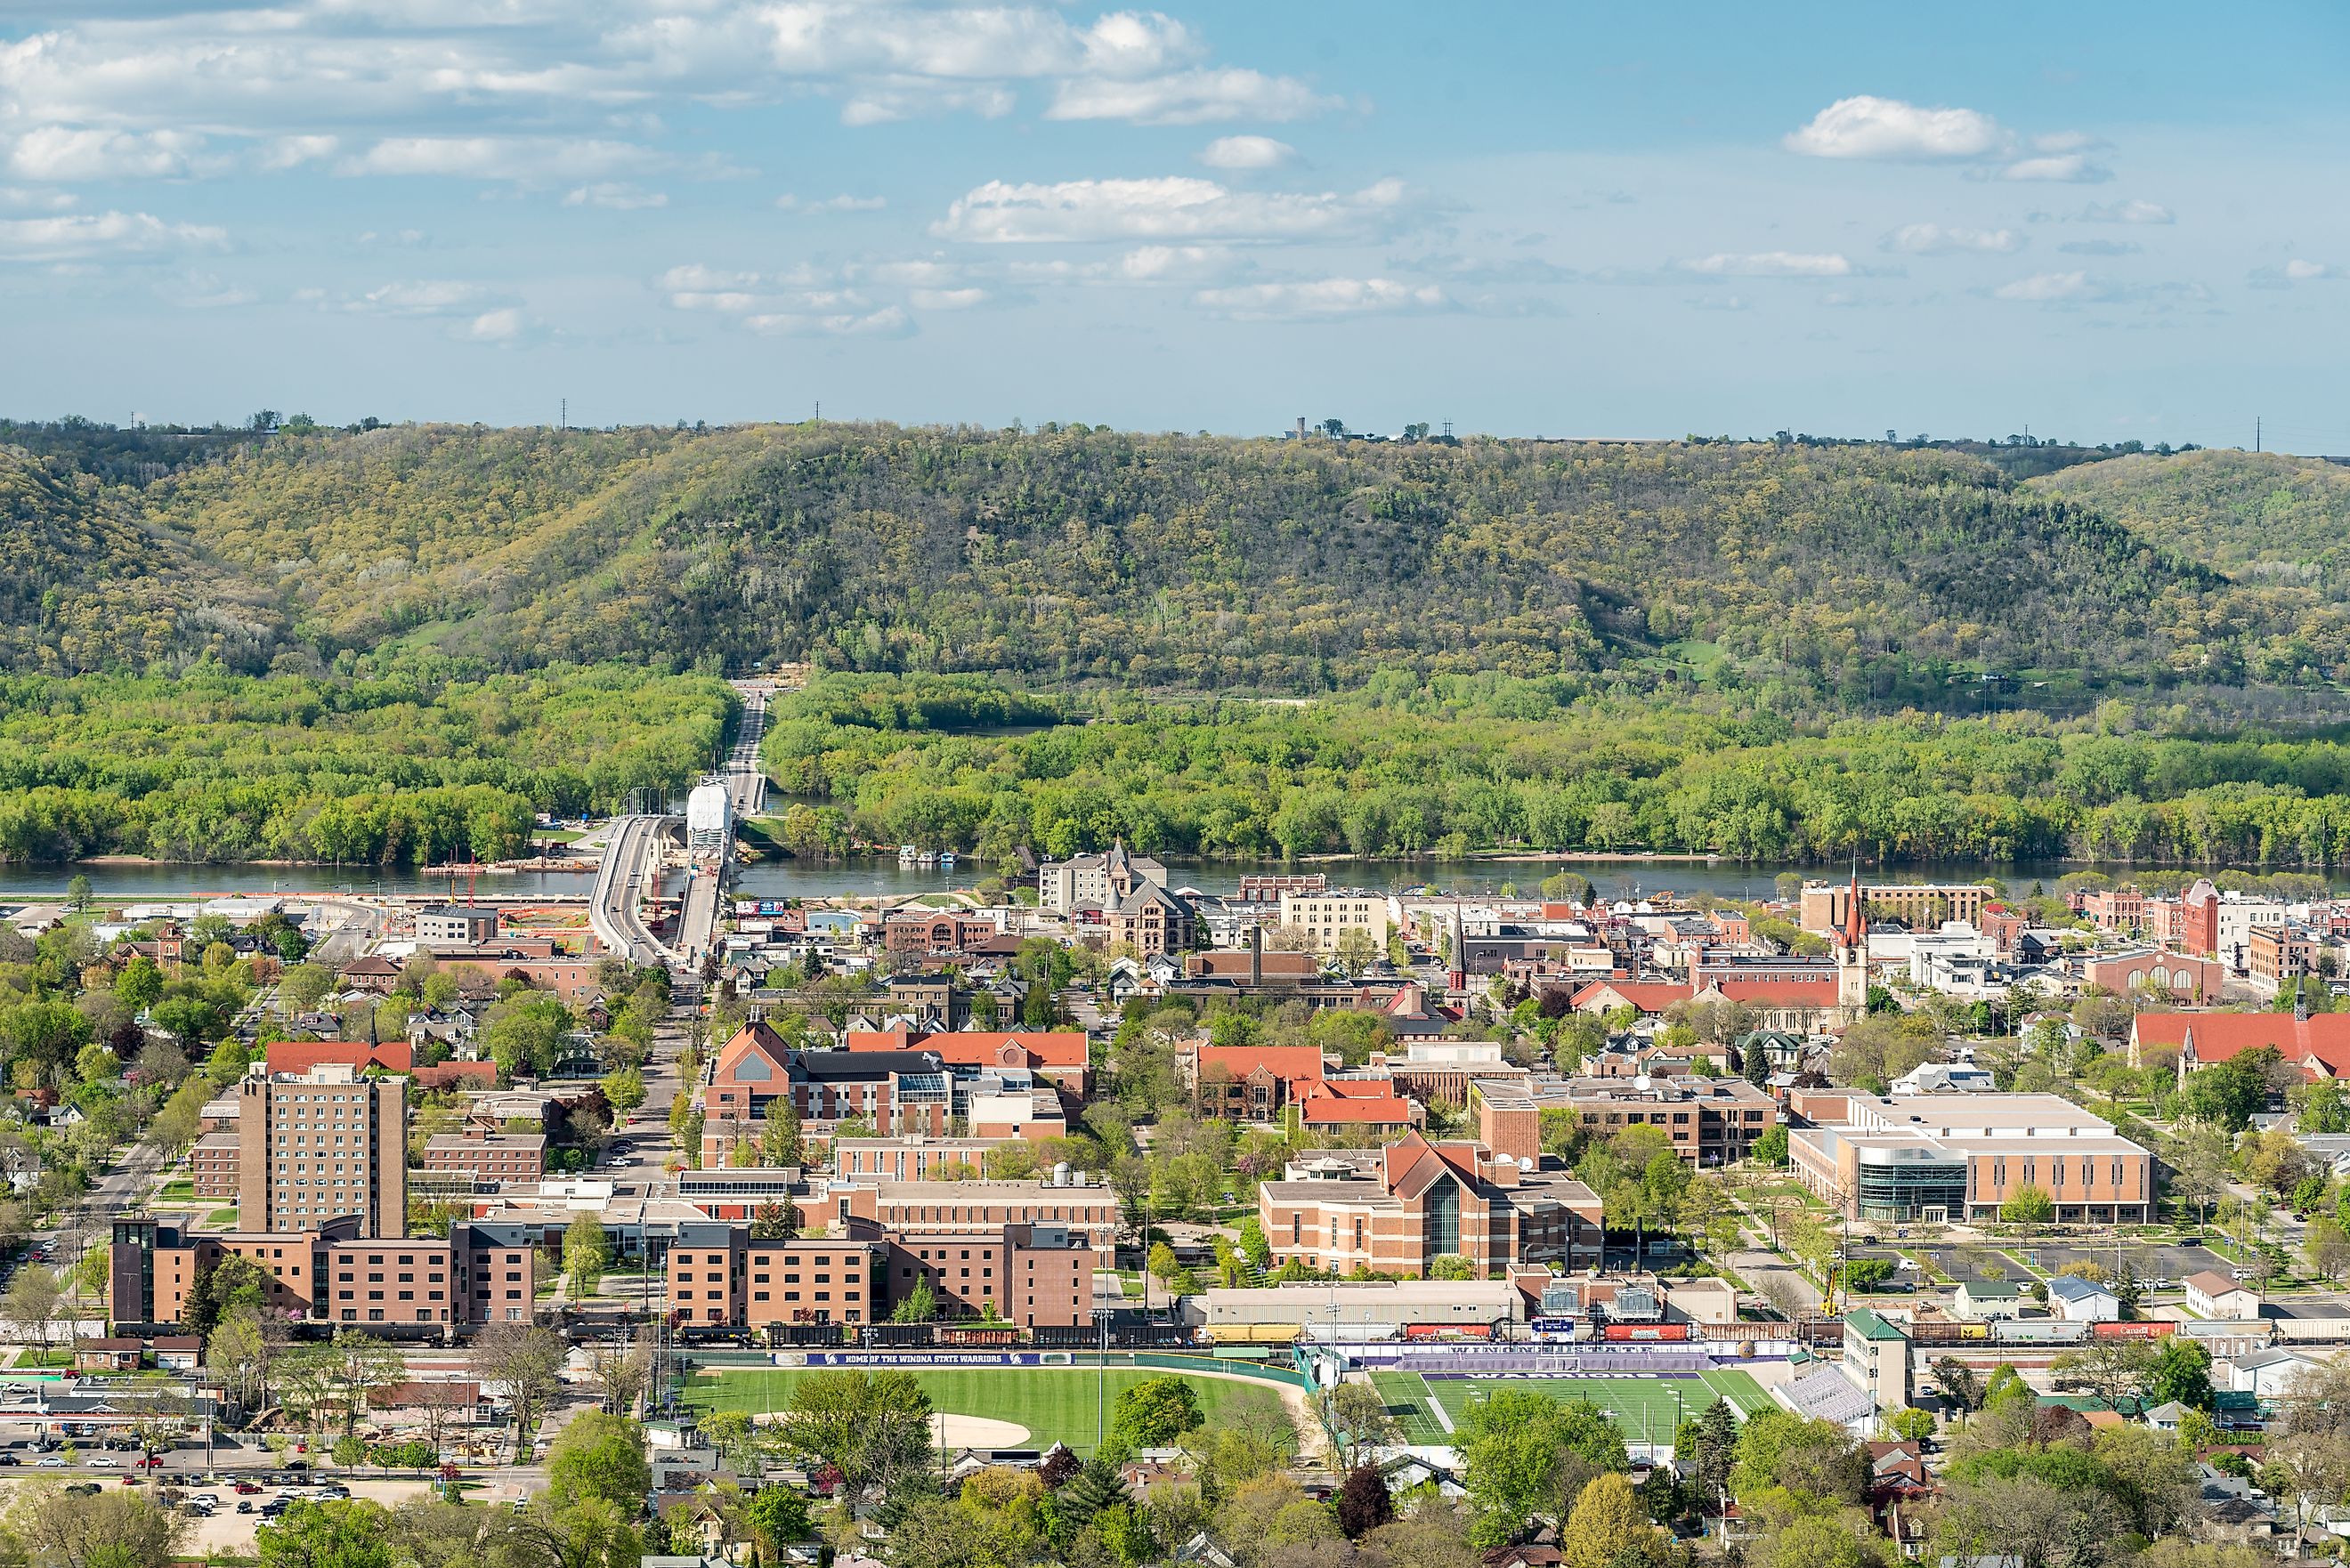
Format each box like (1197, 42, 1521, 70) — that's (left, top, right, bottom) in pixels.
(0, 446, 285, 675)
(2030, 449, 2350, 595)
(6, 422, 2345, 705)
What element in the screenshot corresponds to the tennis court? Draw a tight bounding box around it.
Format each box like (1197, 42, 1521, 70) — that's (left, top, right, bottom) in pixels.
(1367, 1367, 1775, 1448)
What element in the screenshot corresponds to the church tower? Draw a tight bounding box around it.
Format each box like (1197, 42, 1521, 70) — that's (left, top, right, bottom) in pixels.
(1835, 864, 1869, 1016)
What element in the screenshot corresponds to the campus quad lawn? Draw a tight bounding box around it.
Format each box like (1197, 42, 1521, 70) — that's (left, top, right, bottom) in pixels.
(689, 1368, 1292, 1456)
(1368, 1369, 1775, 1448)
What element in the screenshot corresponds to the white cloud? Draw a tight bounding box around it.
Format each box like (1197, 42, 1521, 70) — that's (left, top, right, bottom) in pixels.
(464, 307, 526, 342)
(660, 263, 762, 292)
(2253, 258, 2340, 288)
(158, 270, 255, 308)
(1194, 276, 1443, 319)
(935, 175, 1405, 244)
(1993, 270, 2114, 303)
(1783, 96, 2003, 159)
(0, 187, 77, 213)
(342, 137, 658, 181)
(1048, 69, 1339, 125)
(1118, 244, 1236, 281)
(259, 134, 339, 171)
(776, 192, 887, 214)
(1199, 135, 1294, 170)
(2079, 198, 2173, 224)
(350, 279, 490, 314)
(1998, 153, 2111, 183)
(744, 304, 912, 336)
(1681, 251, 1852, 278)
(1884, 222, 2018, 255)
(6, 126, 206, 181)
(0, 209, 224, 262)
(0, 1, 1336, 184)
(563, 182, 668, 210)
(910, 287, 986, 310)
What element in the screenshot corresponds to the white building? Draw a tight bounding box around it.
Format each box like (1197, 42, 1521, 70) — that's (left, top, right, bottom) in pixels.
(1037, 841, 1166, 915)
(2184, 1269, 2262, 1321)
(2043, 1275, 2119, 1322)
(1276, 890, 1396, 955)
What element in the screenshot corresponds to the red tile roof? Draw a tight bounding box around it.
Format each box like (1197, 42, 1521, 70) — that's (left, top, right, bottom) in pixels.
(845, 1030, 1089, 1071)
(1708, 980, 1841, 1006)
(414, 1061, 497, 1091)
(2134, 1012, 2350, 1079)
(1195, 1045, 1326, 1091)
(265, 1039, 413, 1076)
(1568, 981, 1691, 1014)
(1299, 1094, 1414, 1126)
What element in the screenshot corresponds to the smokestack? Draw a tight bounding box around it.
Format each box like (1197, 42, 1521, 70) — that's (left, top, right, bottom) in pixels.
(1250, 922, 1263, 988)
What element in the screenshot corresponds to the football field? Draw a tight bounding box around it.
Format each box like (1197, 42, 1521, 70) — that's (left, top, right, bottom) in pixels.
(689, 1366, 1292, 1457)
(1367, 1367, 1775, 1448)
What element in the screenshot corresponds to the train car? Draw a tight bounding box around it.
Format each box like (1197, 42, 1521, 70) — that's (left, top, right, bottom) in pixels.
(2092, 1321, 2176, 1341)
(936, 1326, 1022, 1348)
(1206, 1323, 1303, 1346)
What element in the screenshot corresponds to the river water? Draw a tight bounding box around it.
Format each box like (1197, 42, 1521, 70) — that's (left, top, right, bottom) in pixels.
(0, 854, 2305, 906)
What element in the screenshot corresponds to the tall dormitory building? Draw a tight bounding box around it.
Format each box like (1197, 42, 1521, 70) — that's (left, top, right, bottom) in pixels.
(237, 1064, 408, 1238)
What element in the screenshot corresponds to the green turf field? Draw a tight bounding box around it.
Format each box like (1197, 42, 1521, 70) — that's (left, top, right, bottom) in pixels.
(689, 1367, 1292, 1457)
(1368, 1368, 1775, 1448)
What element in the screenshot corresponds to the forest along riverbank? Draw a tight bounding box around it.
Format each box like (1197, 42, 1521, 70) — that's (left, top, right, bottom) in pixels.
(2, 853, 2336, 906)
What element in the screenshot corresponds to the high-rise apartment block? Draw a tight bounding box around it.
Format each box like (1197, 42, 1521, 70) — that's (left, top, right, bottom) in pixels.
(238, 1065, 408, 1237)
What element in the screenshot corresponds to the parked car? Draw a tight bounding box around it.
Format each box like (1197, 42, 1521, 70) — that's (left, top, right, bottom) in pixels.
(86, 1458, 120, 1468)
(236, 1500, 253, 1515)
(134, 1456, 162, 1469)
(283, 1459, 309, 1472)
(233, 1481, 263, 1495)
(0, 1452, 19, 1467)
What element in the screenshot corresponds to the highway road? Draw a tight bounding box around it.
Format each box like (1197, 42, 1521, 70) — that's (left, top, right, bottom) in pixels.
(587, 814, 680, 970)
(725, 684, 768, 819)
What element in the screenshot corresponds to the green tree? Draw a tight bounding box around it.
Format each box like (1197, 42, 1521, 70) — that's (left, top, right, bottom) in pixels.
(546, 1410, 652, 1512)
(1111, 1376, 1204, 1447)
(2150, 1338, 2216, 1411)
(258, 1499, 393, 1568)
(563, 1212, 612, 1298)
(2000, 1184, 2055, 1224)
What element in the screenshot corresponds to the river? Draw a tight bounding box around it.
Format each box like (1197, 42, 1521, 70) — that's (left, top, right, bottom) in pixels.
(0, 854, 2319, 907)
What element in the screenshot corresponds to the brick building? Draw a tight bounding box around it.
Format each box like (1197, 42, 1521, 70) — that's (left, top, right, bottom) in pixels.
(882, 914, 1001, 956)
(1787, 1092, 2152, 1224)
(423, 1132, 548, 1184)
(828, 1177, 1120, 1260)
(831, 1137, 1005, 1182)
(1256, 1136, 1603, 1279)
(665, 1222, 880, 1328)
(701, 1024, 950, 1136)
(1495, 1075, 1778, 1167)
(661, 1217, 1092, 1330)
(107, 1216, 534, 1330)
(238, 1066, 408, 1239)
(191, 1131, 239, 1199)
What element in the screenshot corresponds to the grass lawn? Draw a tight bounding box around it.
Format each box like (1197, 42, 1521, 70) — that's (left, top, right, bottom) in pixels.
(156, 1179, 195, 1200)
(688, 1367, 1290, 1457)
(203, 1208, 239, 1227)
(1367, 1369, 1775, 1449)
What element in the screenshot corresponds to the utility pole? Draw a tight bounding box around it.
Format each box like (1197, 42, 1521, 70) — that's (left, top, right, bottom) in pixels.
(2256, 416, 2262, 453)
(560, 398, 567, 432)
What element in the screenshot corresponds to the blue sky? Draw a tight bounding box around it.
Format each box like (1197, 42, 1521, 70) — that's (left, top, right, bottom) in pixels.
(3, 0, 2346, 446)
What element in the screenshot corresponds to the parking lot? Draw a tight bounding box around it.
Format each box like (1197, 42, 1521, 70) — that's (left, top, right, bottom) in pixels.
(1847, 1237, 2241, 1291)
(0, 1475, 443, 1553)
